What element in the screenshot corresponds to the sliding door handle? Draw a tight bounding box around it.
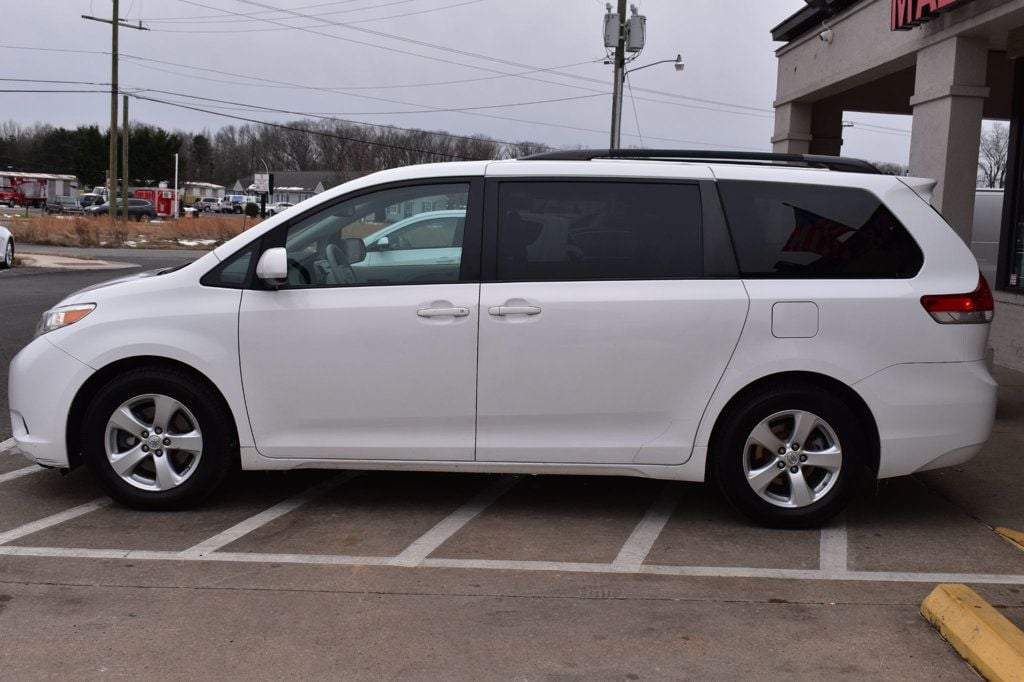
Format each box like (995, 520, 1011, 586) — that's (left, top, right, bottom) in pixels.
(488, 305, 542, 316)
(417, 307, 470, 318)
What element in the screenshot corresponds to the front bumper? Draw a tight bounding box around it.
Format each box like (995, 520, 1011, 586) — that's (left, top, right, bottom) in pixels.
(854, 360, 998, 478)
(8, 335, 94, 468)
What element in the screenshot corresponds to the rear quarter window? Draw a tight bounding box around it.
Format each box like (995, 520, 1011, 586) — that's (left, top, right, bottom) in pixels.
(717, 181, 923, 278)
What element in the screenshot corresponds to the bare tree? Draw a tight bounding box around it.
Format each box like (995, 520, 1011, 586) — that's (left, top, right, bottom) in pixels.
(978, 123, 1009, 188)
(873, 161, 909, 176)
(502, 141, 551, 159)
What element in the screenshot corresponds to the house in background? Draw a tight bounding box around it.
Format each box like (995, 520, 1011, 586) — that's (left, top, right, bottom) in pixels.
(231, 170, 366, 205)
(182, 181, 225, 200)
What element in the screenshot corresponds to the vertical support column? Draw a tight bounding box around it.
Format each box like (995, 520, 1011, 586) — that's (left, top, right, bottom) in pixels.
(771, 101, 813, 154)
(909, 36, 990, 243)
(809, 103, 844, 157)
(996, 56, 1024, 289)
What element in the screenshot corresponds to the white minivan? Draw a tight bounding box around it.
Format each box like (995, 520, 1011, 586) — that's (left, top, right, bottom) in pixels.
(8, 150, 997, 527)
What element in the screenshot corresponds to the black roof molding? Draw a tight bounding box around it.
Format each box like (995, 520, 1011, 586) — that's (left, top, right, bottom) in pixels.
(771, 0, 860, 42)
(521, 149, 881, 174)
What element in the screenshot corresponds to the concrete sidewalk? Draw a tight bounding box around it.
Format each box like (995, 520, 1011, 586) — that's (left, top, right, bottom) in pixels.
(17, 251, 137, 270)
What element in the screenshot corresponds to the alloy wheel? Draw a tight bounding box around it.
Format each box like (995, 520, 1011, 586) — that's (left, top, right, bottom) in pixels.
(742, 410, 843, 509)
(104, 393, 204, 492)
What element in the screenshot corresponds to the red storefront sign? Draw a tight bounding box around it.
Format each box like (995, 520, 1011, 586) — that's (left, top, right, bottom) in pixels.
(891, 0, 974, 30)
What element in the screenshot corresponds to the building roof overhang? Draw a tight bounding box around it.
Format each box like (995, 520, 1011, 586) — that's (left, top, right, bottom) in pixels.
(771, 0, 860, 42)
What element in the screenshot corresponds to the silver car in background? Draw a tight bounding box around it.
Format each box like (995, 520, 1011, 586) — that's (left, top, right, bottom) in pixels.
(970, 188, 1005, 285)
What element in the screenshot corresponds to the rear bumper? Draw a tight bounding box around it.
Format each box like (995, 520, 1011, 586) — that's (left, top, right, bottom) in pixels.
(854, 360, 997, 478)
(8, 336, 94, 468)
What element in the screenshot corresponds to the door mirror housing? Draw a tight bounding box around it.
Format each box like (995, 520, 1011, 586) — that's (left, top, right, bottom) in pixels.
(256, 247, 288, 282)
(371, 236, 390, 251)
(343, 237, 367, 265)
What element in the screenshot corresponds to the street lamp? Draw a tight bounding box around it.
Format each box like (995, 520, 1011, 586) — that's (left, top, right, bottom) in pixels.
(609, 55, 684, 148)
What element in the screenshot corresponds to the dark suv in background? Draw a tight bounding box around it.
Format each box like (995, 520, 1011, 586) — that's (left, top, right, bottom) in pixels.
(86, 199, 157, 221)
(43, 196, 83, 215)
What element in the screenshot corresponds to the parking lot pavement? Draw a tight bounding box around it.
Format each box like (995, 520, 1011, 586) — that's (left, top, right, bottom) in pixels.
(0, 258, 1022, 677)
(1, 376, 1023, 679)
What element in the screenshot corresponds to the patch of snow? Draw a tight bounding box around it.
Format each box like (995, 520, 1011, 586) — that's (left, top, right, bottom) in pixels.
(177, 238, 217, 247)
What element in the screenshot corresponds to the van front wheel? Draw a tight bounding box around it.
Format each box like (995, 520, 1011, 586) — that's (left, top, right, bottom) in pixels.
(81, 367, 236, 510)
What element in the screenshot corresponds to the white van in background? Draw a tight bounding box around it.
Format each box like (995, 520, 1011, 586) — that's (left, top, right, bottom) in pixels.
(971, 188, 1005, 285)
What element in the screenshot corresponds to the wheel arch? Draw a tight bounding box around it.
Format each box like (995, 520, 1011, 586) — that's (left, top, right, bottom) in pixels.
(65, 355, 240, 469)
(706, 371, 880, 477)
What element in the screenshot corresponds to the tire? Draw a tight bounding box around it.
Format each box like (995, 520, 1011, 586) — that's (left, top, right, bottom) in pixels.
(1, 239, 12, 269)
(712, 383, 864, 529)
(81, 367, 237, 510)
(233, 206, 242, 214)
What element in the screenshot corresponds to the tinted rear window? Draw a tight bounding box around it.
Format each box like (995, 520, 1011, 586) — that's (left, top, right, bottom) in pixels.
(496, 181, 702, 281)
(717, 181, 923, 278)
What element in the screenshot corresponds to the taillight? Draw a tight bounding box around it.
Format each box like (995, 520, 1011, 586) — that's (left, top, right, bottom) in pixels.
(921, 274, 994, 324)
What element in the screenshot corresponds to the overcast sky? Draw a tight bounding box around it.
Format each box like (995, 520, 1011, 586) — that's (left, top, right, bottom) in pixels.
(0, 0, 916, 164)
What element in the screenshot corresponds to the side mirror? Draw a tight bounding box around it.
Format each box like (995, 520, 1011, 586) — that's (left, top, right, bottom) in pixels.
(256, 247, 288, 282)
(342, 237, 367, 265)
(371, 236, 390, 252)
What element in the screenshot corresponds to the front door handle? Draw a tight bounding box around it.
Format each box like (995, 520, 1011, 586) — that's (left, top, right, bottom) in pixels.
(488, 305, 542, 316)
(417, 307, 470, 318)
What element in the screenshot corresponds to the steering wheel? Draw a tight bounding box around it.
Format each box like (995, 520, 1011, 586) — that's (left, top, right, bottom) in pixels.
(325, 243, 357, 285)
(286, 258, 311, 286)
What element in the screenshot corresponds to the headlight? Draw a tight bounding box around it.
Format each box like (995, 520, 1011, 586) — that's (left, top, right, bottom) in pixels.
(34, 304, 96, 337)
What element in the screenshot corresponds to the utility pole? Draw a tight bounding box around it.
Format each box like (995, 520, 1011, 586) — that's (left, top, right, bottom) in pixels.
(121, 94, 129, 221)
(608, 0, 627, 149)
(82, 3, 148, 227)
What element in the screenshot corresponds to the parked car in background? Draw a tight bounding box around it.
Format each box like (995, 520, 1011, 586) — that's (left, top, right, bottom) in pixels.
(86, 199, 156, 221)
(266, 201, 294, 216)
(356, 209, 465, 282)
(79, 193, 104, 209)
(215, 195, 259, 214)
(44, 196, 83, 215)
(970, 188, 1005, 286)
(0, 224, 14, 268)
(195, 197, 219, 212)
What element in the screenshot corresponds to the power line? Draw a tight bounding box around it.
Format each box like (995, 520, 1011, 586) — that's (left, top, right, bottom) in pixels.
(123, 55, 606, 91)
(625, 73, 644, 148)
(141, 0, 379, 22)
(132, 88, 766, 151)
(0, 89, 110, 94)
(151, 0, 485, 32)
(130, 94, 484, 159)
(0, 45, 772, 149)
(184, 0, 775, 116)
(0, 41, 772, 120)
(136, 87, 607, 116)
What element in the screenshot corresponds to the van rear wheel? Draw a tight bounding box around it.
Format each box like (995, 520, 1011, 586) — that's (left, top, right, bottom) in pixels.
(712, 384, 863, 529)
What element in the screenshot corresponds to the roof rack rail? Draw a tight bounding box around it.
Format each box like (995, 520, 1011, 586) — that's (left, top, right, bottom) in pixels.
(520, 149, 880, 174)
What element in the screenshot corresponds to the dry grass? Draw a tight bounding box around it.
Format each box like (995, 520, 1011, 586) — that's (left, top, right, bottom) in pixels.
(4, 214, 262, 248)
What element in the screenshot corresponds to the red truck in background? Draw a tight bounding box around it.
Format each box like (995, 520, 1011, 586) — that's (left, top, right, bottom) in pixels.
(0, 171, 78, 208)
(132, 187, 177, 216)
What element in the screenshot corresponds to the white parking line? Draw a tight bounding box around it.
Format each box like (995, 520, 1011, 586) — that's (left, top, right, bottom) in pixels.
(819, 515, 848, 575)
(611, 483, 679, 571)
(0, 465, 42, 485)
(0, 497, 111, 546)
(0, 438, 15, 454)
(178, 473, 357, 558)
(0, 544, 1022, 585)
(387, 475, 519, 567)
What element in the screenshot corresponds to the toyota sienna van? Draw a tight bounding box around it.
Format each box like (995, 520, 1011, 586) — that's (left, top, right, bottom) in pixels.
(8, 150, 997, 528)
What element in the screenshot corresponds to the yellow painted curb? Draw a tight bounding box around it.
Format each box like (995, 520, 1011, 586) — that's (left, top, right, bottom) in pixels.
(996, 527, 1024, 552)
(920, 583, 1024, 682)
